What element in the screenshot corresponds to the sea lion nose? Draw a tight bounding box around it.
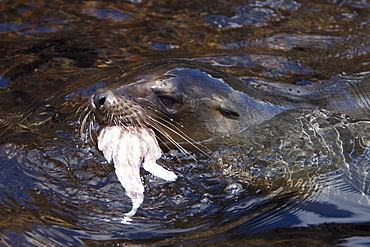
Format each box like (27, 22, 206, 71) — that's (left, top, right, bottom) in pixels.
(92, 91, 107, 109)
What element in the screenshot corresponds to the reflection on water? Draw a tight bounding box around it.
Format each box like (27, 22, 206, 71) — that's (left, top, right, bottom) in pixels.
(0, 0, 370, 246)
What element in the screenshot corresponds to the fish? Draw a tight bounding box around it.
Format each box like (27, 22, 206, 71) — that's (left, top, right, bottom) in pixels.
(97, 126, 177, 219)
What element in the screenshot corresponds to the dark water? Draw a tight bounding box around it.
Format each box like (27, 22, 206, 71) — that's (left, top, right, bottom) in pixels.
(1, 0, 370, 246)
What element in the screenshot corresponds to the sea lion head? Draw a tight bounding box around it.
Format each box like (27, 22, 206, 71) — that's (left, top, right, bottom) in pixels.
(88, 60, 286, 145)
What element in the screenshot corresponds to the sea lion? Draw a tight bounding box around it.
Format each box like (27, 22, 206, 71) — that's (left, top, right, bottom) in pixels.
(85, 59, 288, 217)
(86, 60, 370, 217)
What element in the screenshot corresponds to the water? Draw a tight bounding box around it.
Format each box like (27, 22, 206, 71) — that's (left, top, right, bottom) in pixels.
(0, 0, 370, 246)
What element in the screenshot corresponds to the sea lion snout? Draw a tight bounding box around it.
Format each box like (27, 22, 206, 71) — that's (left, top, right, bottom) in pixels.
(89, 88, 149, 127)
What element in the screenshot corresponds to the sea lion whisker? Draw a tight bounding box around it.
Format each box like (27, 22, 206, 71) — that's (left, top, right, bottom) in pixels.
(147, 115, 209, 153)
(149, 114, 187, 134)
(114, 115, 122, 126)
(133, 112, 145, 128)
(108, 113, 115, 126)
(88, 119, 97, 144)
(76, 102, 89, 116)
(143, 104, 183, 126)
(142, 117, 188, 152)
(148, 120, 193, 158)
(130, 97, 179, 123)
(147, 117, 210, 159)
(80, 110, 92, 139)
(77, 105, 90, 126)
(133, 118, 142, 128)
(153, 134, 175, 156)
(77, 106, 92, 131)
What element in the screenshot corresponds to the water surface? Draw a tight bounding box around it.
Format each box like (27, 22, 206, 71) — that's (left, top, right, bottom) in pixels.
(1, 0, 370, 246)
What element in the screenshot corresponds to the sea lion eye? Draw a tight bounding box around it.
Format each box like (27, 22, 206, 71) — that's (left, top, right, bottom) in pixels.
(158, 95, 176, 108)
(218, 106, 240, 120)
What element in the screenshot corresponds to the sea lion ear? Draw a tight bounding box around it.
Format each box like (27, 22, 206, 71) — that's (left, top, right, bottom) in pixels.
(217, 105, 240, 120)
